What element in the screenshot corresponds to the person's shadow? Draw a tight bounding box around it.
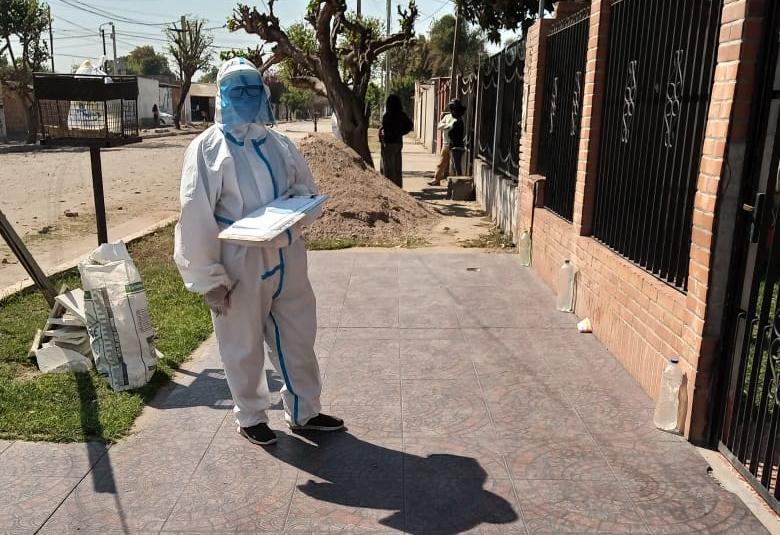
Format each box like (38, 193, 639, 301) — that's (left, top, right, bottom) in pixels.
(266, 429, 519, 534)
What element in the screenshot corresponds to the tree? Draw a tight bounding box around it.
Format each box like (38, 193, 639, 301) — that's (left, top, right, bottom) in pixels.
(127, 45, 172, 76)
(280, 86, 315, 119)
(456, 0, 554, 42)
(426, 14, 485, 78)
(229, 0, 419, 167)
(386, 35, 431, 81)
(166, 17, 213, 128)
(219, 45, 265, 68)
(0, 0, 50, 143)
(198, 65, 218, 83)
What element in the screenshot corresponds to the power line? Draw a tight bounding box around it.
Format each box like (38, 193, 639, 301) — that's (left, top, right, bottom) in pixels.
(54, 0, 176, 27)
(56, 15, 96, 32)
(419, 0, 452, 24)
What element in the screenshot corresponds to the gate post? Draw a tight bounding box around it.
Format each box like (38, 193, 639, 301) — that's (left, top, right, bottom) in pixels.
(573, 0, 611, 236)
(691, 0, 771, 443)
(517, 18, 553, 238)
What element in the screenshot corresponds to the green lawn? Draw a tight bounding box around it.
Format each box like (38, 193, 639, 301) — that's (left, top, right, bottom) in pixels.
(0, 225, 213, 442)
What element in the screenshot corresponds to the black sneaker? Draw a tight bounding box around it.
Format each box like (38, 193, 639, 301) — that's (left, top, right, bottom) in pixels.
(289, 413, 345, 431)
(238, 422, 278, 445)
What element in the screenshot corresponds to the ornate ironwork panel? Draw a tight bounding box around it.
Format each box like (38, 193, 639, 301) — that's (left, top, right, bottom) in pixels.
(592, 0, 722, 289)
(477, 53, 500, 164)
(456, 72, 478, 176)
(495, 40, 526, 179)
(539, 7, 590, 222)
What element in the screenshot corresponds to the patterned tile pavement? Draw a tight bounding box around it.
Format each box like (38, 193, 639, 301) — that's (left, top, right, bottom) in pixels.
(2, 250, 770, 534)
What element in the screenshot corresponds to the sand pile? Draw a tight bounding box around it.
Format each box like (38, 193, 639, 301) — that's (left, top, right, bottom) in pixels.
(297, 133, 437, 245)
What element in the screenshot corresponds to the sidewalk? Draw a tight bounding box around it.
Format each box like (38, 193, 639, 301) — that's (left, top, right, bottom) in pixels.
(0, 249, 768, 533)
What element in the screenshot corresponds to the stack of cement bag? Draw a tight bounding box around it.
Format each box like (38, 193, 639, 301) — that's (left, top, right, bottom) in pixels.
(31, 288, 93, 374)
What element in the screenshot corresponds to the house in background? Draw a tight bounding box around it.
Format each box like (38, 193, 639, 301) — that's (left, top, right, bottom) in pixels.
(188, 82, 216, 123)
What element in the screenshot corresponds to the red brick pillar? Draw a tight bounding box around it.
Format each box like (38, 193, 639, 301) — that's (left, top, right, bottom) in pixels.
(573, 0, 610, 235)
(686, 0, 767, 442)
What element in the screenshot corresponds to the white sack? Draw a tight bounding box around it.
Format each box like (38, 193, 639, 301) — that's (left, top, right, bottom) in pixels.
(79, 241, 157, 391)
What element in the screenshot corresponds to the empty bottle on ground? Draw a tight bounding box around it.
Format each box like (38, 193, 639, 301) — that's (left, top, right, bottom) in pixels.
(556, 260, 575, 312)
(654, 357, 684, 433)
(518, 230, 532, 267)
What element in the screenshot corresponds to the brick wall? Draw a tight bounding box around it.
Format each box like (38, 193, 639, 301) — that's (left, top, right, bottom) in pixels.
(518, 0, 767, 439)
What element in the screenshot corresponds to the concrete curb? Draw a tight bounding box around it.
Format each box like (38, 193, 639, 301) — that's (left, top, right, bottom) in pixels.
(0, 215, 178, 302)
(0, 129, 205, 154)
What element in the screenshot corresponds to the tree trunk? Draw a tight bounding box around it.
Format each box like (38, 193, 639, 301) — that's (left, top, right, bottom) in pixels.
(330, 88, 374, 168)
(23, 98, 37, 144)
(174, 78, 192, 129)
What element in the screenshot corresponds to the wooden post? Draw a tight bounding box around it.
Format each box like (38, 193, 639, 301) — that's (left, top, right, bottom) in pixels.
(0, 209, 57, 307)
(89, 146, 108, 245)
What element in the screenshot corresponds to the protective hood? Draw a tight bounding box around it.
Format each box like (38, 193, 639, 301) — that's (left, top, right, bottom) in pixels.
(215, 57, 274, 136)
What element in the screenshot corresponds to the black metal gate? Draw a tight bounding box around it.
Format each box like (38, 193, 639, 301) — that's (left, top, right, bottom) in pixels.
(591, 0, 722, 289)
(538, 7, 590, 221)
(719, 0, 780, 514)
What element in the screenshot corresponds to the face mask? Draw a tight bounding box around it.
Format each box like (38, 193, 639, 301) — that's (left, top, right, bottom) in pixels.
(219, 72, 264, 126)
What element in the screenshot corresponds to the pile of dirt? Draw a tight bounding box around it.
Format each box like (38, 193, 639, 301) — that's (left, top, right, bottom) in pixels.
(297, 133, 437, 245)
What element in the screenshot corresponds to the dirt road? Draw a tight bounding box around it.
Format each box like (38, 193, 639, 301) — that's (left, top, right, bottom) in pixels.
(0, 121, 325, 291)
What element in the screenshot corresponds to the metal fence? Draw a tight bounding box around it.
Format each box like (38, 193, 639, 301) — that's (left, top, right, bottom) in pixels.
(455, 72, 478, 176)
(495, 40, 526, 178)
(473, 40, 525, 181)
(591, 0, 722, 289)
(538, 7, 590, 221)
(476, 52, 500, 166)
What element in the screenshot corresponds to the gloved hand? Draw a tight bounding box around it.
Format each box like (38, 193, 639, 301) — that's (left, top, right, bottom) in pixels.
(205, 284, 232, 316)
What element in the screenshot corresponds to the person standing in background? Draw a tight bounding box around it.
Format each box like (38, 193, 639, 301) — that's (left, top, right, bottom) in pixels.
(379, 94, 413, 188)
(428, 110, 455, 187)
(447, 99, 466, 176)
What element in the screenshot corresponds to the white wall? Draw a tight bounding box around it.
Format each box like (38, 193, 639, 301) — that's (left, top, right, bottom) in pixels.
(136, 77, 160, 120)
(158, 87, 174, 114)
(413, 82, 437, 154)
(473, 158, 518, 238)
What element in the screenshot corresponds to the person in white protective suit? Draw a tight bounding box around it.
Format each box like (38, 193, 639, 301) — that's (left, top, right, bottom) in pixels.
(174, 57, 344, 446)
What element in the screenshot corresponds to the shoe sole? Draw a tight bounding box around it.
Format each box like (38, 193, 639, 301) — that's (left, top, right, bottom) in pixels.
(238, 427, 278, 445)
(288, 423, 345, 432)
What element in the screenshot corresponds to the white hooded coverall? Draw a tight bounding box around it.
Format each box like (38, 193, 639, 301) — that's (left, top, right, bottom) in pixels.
(174, 58, 322, 428)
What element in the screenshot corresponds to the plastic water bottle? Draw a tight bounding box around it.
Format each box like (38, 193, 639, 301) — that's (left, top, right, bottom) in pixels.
(518, 230, 532, 267)
(654, 357, 684, 433)
(556, 260, 575, 312)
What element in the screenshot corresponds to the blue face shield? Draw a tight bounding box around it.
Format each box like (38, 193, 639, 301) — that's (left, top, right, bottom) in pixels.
(215, 62, 275, 131)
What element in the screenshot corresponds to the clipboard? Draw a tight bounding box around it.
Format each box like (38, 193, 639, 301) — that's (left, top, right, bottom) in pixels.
(218, 195, 328, 245)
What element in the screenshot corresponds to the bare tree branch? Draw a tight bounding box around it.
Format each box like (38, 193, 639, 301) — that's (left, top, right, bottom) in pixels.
(231, 2, 319, 74)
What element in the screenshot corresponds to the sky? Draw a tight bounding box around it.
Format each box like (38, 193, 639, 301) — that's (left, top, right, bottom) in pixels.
(42, 0, 515, 75)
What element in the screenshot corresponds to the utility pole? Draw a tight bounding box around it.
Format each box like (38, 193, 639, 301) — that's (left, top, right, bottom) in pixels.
(539, 0, 545, 19)
(450, 2, 462, 99)
(100, 25, 107, 71)
(384, 0, 390, 103)
(110, 22, 117, 75)
(48, 5, 54, 72)
(357, 0, 361, 16)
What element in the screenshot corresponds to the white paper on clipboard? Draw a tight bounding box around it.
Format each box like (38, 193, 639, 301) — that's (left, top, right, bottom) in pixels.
(218, 195, 328, 244)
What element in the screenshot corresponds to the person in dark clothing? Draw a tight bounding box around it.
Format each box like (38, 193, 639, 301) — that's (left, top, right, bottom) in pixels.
(379, 94, 413, 188)
(448, 98, 466, 176)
